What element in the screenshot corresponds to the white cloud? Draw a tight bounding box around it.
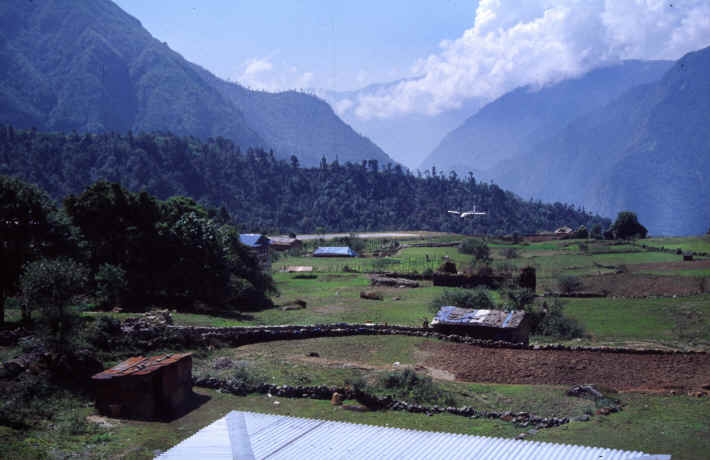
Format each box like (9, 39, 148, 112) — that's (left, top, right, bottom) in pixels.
(351, 0, 710, 119)
(236, 56, 315, 92)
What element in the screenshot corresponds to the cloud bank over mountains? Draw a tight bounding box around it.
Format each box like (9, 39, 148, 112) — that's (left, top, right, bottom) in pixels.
(349, 0, 710, 120)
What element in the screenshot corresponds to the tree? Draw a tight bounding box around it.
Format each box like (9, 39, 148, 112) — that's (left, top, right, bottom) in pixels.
(459, 238, 491, 263)
(0, 176, 77, 325)
(610, 211, 648, 239)
(20, 258, 88, 355)
(590, 224, 602, 240)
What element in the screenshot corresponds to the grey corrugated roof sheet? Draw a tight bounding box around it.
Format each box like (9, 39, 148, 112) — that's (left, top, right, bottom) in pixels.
(312, 246, 358, 257)
(432, 307, 526, 329)
(155, 410, 670, 459)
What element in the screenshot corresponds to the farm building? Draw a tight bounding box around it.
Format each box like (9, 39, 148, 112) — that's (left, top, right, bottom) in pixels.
(157, 410, 669, 459)
(312, 246, 358, 257)
(554, 226, 573, 235)
(431, 307, 531, 344)
(92, 353, 193, 420)
(268, 236, 302, 251)
(239, 233, 271, 268)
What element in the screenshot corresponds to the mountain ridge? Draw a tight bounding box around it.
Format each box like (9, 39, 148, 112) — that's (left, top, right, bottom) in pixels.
(0, 0, 393, 167)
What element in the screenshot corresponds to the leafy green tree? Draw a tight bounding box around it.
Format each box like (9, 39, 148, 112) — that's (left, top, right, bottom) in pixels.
(0, 176, 79, 324)
(95, 263, 127, 309)
(459, 238, 491, 263)
(590, 223, 602, 239)
(610, 211, 648, 239)
(20, 258, 88, 355)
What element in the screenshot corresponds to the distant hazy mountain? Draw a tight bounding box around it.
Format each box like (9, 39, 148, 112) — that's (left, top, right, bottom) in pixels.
(0, 0, 393, 167)
(316, 80, 484, 169)
(420, 61, 673, 176)
(494, 46, 710, 236)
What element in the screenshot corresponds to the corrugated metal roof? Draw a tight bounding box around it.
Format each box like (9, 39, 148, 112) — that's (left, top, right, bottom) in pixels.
(239, 234, 270, 248)
(156, 410, 669, 459)
(312, 246, 358, 257)
(92, 353, 191, 380)
(432, 306, 526, 329)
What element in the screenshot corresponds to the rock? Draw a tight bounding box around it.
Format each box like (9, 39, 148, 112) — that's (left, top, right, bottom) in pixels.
(307, 352, 320, 358)
(360, 291, 384, 301)
(371, 276, 419, 288)
(331, 392, 344, 406)
(515, 433, 527, 440)
(1, 359, 25, 378)
(213, 357, 235, 370)
(567, 384, 604, 400)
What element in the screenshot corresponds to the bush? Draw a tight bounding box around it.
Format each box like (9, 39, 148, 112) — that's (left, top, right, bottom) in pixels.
(533, 298, 584, 339)
(377, 369, 456, 406)
(590, 224, 603, 239)
(94, 264, 127, 309)
(20, 258, 88, 355)
(573, 225, 588, 239)
(610, 211, 648, 239)
(458, 238, 490, 262)
(429, 289, 494, 314)
(503, 288, 536, 311)
(558, 275, 583, 294)
(502, 247, 518, 259)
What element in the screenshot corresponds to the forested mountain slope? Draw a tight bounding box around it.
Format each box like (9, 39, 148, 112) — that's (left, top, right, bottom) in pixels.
(494, 46, 710, 236)
(0, 127, 608, 235)
(420, 61, 672, 175)
(0, 0, 392, 167)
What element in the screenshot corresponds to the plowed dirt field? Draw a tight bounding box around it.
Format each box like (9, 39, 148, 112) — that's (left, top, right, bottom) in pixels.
(421, 342, 710, 392)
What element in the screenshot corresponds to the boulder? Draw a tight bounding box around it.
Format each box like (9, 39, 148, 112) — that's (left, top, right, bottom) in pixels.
(360, 291, 383, 301)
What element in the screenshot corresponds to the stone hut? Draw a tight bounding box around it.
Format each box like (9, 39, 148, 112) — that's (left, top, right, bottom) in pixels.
(430, 307, 532, 344)
(92, 353, 193, 420)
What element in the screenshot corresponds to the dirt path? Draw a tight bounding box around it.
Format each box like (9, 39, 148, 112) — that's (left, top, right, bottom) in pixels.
(420, 342, 710, 392)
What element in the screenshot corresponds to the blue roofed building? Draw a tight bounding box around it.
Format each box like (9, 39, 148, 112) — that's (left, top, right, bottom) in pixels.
(239, 233, 271, 269)
(312, 246, 358, 257)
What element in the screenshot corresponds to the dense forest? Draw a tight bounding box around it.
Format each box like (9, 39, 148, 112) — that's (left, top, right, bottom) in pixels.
(0, 126, 608, 235)
(1, 175, 275, 326)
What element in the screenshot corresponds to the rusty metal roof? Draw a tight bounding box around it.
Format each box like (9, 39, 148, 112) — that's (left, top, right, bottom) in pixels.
(92, 353, 191, 380)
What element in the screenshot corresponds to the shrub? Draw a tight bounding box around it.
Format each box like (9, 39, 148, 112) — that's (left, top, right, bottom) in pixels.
(94, 263, 127, 309)
(590, 224, 602, 239)
(610, 211, 648, 239)
(503, 288, 536, 311)
(558, 275, 583, 294)
(502, 247, 518, 259)
(574, 225, 588, 239)
(438, 260, 457, 273)
(458, 238, 491, 262)
(377, 369, 456, 406)
(422, 268, 434, 278)
(533, 298, 584, 339)
(20, 258, 88, 355)
(429, 289, 494, 314)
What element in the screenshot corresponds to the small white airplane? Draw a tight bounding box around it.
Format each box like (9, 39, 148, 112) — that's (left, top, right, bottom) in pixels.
(447, 206, 488, 218)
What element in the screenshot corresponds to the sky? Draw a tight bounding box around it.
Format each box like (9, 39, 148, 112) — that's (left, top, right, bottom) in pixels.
(114, 0, 710, 121)
(113, 0, 476, 92)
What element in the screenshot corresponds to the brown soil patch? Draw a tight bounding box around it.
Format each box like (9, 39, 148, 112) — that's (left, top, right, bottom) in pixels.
(579, 273, 704, 297)
(312, 305, 346, 313)
(421, 341, 710, 392)
(629, 259, 710, 272)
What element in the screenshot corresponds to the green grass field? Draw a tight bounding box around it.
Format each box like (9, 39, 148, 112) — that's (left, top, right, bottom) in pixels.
(643, 236, 710, 254)
(4, 234, 710, 459)
(554, 294, 710, 348)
